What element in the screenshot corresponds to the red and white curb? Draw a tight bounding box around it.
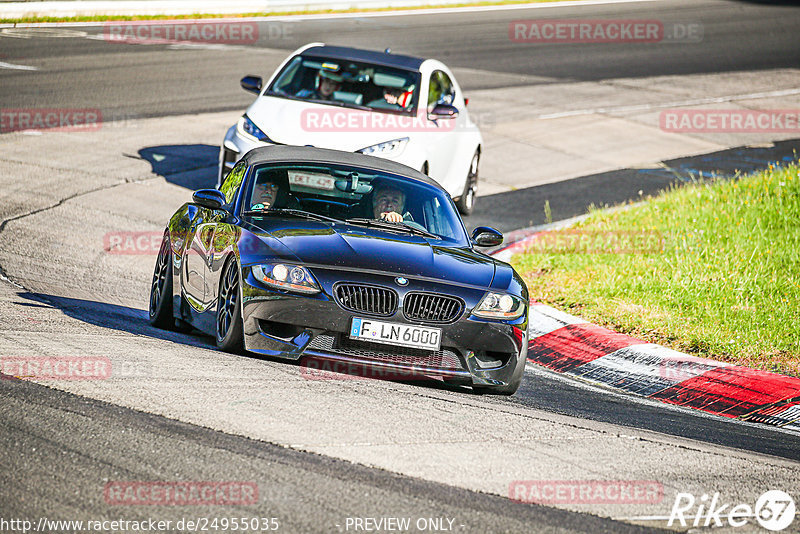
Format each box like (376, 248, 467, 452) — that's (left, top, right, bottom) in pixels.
(489, 226, 800, 431)
(526, 302, 800, 431)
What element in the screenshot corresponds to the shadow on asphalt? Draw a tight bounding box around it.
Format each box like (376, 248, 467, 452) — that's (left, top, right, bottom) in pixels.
(11, 294, 800, 460)
(135, 139, 800, 242)
(513, 367, 800, 462)
(138, 144, 219, 191)
(14, 291, 467, 394)
(16, 290, 216, 350)
(732, 0, 800, 5)
(471, 138, 800, 233)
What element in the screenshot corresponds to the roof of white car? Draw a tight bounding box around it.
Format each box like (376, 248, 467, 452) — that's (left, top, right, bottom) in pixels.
(302, 44, 425, 71)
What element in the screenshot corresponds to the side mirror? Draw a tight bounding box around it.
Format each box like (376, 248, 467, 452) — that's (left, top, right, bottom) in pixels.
(240, 75, 263, 95)
(471, 226, 503, 247)
(428, 103, 459, 121)
(192, 189, 227, 210)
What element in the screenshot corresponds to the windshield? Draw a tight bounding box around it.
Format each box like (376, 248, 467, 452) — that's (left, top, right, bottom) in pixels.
(243, 163, 468, 246)
(266, 55, 421, 114)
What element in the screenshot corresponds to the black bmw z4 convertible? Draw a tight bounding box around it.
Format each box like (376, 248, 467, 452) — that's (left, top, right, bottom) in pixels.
(149, 146, 528, 394)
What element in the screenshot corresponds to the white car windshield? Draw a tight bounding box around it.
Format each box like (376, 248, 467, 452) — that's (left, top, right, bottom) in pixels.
(244, 163, 469, 246)
(266, 55, 421, 114)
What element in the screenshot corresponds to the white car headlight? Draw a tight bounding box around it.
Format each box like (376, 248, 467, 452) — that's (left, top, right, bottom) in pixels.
(357, 137, 409, 156)
(473, 292, 525, 319)
(252, 264, 320, 294)
(237, 115, 272, 142)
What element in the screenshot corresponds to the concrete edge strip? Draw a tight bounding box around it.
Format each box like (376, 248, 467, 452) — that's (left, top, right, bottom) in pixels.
(0, 0, 662, 22)
(489, 229, 800, 432)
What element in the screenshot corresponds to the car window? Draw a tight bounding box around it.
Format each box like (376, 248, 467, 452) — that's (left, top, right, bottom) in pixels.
(247, 163, 469, 246)
(272, 56, 302, 94)
(220, 161, 247, 205)
(266, 55, 421, 114)
(427, 70, 455, 110)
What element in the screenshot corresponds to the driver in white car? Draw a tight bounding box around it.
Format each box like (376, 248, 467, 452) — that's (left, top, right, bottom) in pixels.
(296, 70, 343, 101)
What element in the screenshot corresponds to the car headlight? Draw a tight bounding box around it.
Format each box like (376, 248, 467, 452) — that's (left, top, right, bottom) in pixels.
(237, 115, 272, 142)
(357, 137, 409, 156)
(473, 293, 525, 320)
(251, 264, 320, 294)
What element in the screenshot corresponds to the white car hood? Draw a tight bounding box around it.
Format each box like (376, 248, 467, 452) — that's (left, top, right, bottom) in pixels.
(246, 96, 415, 152)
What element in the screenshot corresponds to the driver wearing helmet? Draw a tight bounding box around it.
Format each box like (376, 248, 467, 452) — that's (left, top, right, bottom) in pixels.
(296, 69, 343, 101)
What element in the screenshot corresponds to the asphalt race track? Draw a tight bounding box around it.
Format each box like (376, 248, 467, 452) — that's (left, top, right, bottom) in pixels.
(1, 0, 800, 532)
(2, 0, 800, 117)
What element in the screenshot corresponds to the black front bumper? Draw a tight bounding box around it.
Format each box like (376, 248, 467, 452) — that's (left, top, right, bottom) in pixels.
(240, 268, 528, 390)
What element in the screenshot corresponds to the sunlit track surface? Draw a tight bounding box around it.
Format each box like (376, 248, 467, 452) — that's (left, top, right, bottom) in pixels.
(0, 0, 799, 117)
(1, 0, 800, 530)
(1, 375, 657, 533)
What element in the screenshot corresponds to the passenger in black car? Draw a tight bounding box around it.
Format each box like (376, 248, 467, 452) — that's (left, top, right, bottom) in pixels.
(250, 170, 300, 210)
(251, 181, 280, 209)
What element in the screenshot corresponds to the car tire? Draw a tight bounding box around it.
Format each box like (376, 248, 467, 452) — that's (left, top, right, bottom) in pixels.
(456, 150, 479, 216)
(216, 258, 244, 353)
(149, 233, 175, 329)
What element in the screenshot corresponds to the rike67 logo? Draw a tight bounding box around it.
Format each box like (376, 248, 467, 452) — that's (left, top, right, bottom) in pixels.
(669, 490, 795, 531)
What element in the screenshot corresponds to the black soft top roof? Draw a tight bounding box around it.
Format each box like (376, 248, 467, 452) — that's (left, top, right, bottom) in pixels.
(241, 145, 440, 188)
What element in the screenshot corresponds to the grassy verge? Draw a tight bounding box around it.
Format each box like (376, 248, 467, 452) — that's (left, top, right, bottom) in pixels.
(1, 0, 580, 24)
(512, 161, 800, 377)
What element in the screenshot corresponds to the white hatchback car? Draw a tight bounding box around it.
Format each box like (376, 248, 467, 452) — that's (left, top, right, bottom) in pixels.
(218, 43, 483, 214)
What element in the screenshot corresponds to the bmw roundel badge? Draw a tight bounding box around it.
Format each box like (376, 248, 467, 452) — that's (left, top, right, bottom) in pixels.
(395, 277, 409, 286)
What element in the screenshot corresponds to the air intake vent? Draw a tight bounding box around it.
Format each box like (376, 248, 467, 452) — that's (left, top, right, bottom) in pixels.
(334, 284, 397, 316)
(403, 293, 463, 323)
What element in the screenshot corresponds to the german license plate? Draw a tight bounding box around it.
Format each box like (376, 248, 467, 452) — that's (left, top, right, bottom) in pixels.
(350, 318, 441, 351)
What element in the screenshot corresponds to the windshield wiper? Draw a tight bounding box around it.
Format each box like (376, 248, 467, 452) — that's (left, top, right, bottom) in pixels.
(305, 98, 346, 107)
(293, 96, 373, 112)
(345, 218, 439, 239)
(264, 91, 303, 101)
(243, 208, 341, 223)
(341, 103, 374, 112)
(265, 91, 389, 113)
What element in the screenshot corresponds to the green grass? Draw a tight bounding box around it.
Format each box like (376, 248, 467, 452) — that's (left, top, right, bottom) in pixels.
(512, 161, 800, 377)
(0, 0, 581, 24)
